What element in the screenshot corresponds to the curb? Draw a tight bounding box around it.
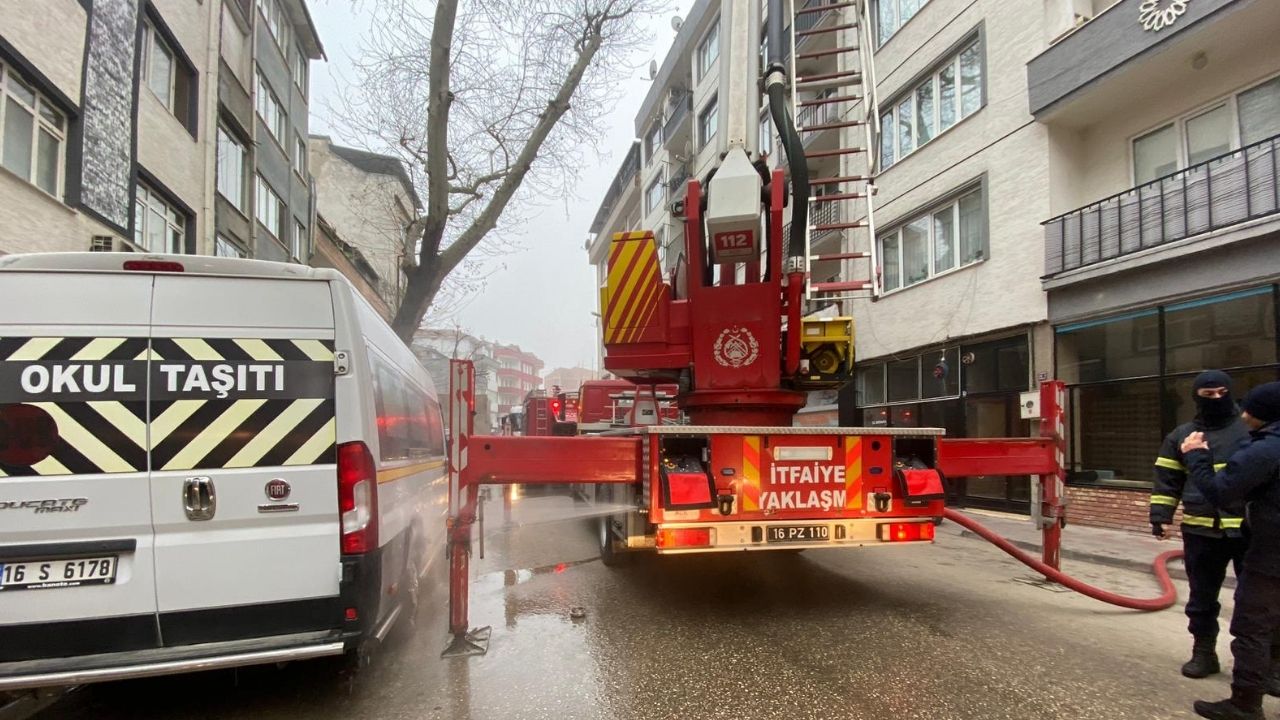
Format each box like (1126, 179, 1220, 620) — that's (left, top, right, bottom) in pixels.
(953, 528, 1236, 590)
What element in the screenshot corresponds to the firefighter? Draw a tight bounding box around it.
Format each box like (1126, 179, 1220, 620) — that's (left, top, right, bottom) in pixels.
(1151, 370, 1250, 678)
(1182, 381, 1280, 720)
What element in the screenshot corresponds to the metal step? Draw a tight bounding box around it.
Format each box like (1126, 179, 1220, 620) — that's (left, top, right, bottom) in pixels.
(798, 94, 860, 108)
(810, 280, 873, 292)
(796, 76, 862, 90)
(811, 221, 868, 232)
(809, 251, 871, 261)
(796, 23, 857, 38)
(801, 119, 867, 132)
(805, 147, 865, 159)
(810, 174, 868, 184)
(797, 69, 861, 84)
(811, 192, 866, 202)
(797, 45, 859, 61)
(795, 0, 857, 14)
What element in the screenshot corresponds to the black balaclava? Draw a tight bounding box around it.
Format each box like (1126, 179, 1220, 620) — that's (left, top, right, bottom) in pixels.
(1193, 370, 1235, 428)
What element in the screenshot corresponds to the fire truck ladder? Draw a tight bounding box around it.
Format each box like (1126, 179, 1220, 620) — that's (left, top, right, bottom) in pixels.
(787, 0, 881, 312)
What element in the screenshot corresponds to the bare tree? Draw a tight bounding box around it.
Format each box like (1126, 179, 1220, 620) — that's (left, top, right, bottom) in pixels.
(332, 0, 667, 342)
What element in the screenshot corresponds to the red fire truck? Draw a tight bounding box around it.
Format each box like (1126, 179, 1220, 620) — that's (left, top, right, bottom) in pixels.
(439, 0, 1066, 656)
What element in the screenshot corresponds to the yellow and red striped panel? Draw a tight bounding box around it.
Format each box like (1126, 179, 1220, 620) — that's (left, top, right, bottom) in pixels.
(844, 436, 864, 509)
(603, 231, 662, 345)
(740, 436, 762, 511)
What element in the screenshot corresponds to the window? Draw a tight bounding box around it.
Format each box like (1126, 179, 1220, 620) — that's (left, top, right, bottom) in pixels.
(877, 185, 983, 292)
(1238, 76, 1280, 145)
(698, 19, 719, 80)
(255, 174, 284, 238)
(292, 218, 306, 259)
(256, 0, 290, 55)
(292, 46, 308, 93)
(0, 63, 65, 197)
(1133, 124, 1177, 185)
(216, 125, 246, 211)
(759, 112, 772, 157)
(142, 20, 175, 109)
(215, 235, 245, 258)
(880, 38, 981, 169)
(646, 174, 665, 213)
(645, 121, 662, 165)
(134, 182, 185, 254)
(293, 132, 307, 177)
(254, 72, 285, 143)
(1131, 75, 1280, 184)
(876, 0, 930, 47)
(140, 16, 194, 127)
(698, 95, 718, 149)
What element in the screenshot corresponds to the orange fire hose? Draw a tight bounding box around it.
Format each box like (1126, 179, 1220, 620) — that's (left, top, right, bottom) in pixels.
(943, 508, 1185, 612)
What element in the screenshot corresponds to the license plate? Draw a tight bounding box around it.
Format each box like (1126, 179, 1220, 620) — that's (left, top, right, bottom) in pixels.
(0, 556, 118, 591)
(766, 525, 830, 543)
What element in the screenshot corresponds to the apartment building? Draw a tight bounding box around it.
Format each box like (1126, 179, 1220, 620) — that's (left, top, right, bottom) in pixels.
(544, 367, 600, 394)
(1031, 0, 1280, 531)
(0, 0, 321, 260)
(494, 344, 545, 415)
(412, 328, 501, 434)
(308, 135, 420, 312)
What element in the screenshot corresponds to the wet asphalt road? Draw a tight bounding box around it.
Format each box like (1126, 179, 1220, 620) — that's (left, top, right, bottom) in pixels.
(39, 498, 1277, 720)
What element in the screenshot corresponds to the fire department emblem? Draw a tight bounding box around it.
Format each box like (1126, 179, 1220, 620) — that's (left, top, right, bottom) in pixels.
(712, 326, 760, 368)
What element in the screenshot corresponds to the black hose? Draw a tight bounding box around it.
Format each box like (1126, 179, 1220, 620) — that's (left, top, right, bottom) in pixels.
(764, 1, 808, 260)
(769, 84, 809, 260)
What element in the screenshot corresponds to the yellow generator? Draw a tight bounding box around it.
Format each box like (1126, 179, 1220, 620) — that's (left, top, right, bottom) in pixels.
(794, 317, 855, 389)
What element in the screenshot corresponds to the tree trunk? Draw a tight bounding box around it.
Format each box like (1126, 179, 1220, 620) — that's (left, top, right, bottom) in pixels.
(391, 260, 445, 343)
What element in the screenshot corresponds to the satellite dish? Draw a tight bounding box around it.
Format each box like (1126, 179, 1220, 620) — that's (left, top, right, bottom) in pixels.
(648, 59, 658, 79)
(671, 15, 683, 32)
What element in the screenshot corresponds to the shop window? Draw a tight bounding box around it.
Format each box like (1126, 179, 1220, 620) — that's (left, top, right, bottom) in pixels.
(962, 335, 1029, 394)
(1163, 288, 1276, 374)
(919, 347, 959, 399)
(1055, 312, 1159, 384)
(858, 364, 886, 406)
(1071, 380, 1163, 485)
(887, 357, 918, 402)
(890, 404, 919, 428)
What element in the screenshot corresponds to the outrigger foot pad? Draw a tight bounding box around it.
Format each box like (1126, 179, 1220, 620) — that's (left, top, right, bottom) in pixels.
(441, 626, 492, 658)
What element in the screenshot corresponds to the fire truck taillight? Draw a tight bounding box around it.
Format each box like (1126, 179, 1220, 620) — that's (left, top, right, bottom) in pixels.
(656, 528, 713, 549)
(877, 522, 935, 543)
(550, 398, 562, 418)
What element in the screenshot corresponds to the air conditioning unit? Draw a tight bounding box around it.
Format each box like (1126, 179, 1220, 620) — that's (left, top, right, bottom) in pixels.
(89, 236, 115, 252)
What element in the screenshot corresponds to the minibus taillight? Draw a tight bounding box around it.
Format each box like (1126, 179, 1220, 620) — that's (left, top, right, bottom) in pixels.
(337, 441, 379, 554)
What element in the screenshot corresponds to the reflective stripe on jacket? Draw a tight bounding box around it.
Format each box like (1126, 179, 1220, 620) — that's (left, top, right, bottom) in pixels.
(1150, 418, 1249, 537)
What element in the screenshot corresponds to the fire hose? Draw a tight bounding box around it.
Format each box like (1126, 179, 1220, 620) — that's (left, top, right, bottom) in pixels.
(943, 508, 1185, 612)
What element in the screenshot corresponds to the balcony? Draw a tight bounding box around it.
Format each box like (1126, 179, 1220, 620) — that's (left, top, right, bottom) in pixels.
(663, 91, 692, 145)
(1044, 135, 1280, 277)
(667, 163, 690, 198)
(798, 98, 841, 146)
(782, 200, 844, 256)
(589, 142, 642, 234)
(1028, 0, 1248, 118)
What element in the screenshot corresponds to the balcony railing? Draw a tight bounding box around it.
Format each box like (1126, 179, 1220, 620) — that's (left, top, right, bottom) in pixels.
(668, 164, 690, 198)
(1044, 135, 1280, 277)
(663, 91, 691, 143)
(797, 98, 840, 144)
(782, 200, 843, 257)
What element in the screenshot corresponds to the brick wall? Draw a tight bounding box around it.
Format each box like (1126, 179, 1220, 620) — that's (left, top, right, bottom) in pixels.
(1066, 485, 1184, 538)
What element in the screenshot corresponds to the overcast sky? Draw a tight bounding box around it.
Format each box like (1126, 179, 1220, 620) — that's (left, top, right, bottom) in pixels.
(308, 1, 696, 374)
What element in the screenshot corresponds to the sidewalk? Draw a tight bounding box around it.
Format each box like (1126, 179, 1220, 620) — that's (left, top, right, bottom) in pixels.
(938, 508, 1214, 586)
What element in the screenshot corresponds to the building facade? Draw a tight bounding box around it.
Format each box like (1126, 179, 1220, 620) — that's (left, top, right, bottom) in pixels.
(412, 327, 502, 434)
(0, 0, 322, 260)
(493, 344, 545, 416)
(308, 135, 421, 312)
(586, 0, 1279, 533)
(544, 367, 600, 394)
(1031, 0, 1280, 532)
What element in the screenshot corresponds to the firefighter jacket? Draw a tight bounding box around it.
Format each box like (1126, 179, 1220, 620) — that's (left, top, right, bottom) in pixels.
(1150, 418, 1249, 537)
(1188, 421, 1280, 577)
